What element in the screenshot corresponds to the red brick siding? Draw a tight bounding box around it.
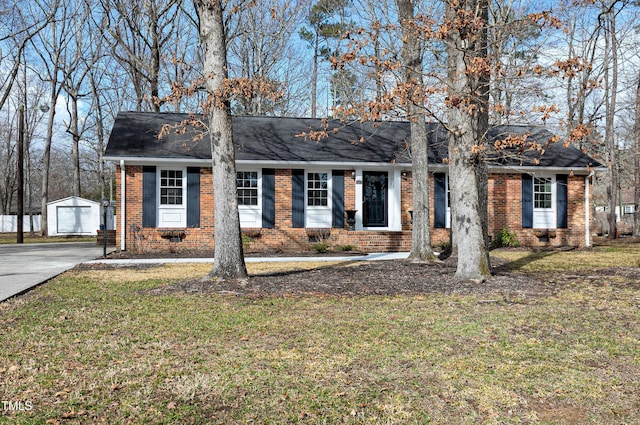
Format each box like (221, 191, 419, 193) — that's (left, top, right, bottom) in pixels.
(115, 165, 590, 253)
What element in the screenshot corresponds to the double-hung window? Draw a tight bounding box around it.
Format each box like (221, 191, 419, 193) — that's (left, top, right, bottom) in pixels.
(237, 171, 258, 206)
(306, 171, 331, 227)
(307, 172, 328, 206)
(158, 168, 186, 227)
(160, 170, 183, 205)
(534, 177, 552, 209)
(236, 170, 261, 227)
(532, 176, 556, 228)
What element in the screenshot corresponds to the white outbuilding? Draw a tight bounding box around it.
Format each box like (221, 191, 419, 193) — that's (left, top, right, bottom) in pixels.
(47, 196, 103, 236)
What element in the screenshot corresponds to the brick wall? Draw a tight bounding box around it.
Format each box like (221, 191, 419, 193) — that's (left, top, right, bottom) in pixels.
(115, 165, 590, 254)
(485, 173, 586, 247)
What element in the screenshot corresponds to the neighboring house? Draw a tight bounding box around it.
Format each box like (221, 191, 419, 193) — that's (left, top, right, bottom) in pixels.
(104, 111, 601, 253)
(594, 189, 638, 236)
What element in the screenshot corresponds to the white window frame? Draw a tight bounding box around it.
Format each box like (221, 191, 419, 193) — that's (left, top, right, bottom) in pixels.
(532, 175, 556, 228)
(236, 168, 262, 228)
(158, 167, 186, 228)
(623, 204, 635, 215)
(446, 174, 451, 229)
(305, 170, 332, 228)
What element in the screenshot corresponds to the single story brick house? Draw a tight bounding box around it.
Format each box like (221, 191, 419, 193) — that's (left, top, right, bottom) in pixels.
(104, 111, 600, 253)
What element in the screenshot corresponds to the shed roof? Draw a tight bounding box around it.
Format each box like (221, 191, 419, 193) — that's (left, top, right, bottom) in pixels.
(47, 196, 101, 206)
(105, 111, 600, 170)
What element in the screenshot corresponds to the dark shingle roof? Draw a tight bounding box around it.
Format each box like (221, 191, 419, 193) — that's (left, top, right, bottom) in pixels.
(105, 111, 600, 169)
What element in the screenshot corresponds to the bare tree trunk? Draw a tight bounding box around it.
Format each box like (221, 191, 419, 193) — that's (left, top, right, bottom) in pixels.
(444, 0, 491, 282)
(397, 0, 435, 262)
(40, 90, 57, 237)
(194, 0, 247, 280)
(476, 1, 491, 267)
(634, 72, 640, 237)
(89, 70, 107, 200)
(604, 4, 618, 239)
(68, 94, 82, 196)
(311, 36, 319, 118)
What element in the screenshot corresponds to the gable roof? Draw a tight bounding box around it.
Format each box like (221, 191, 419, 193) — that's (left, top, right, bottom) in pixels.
(104, 111, 600, 171)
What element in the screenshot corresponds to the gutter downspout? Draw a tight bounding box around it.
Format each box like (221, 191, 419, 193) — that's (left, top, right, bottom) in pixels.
(585, 171, 594, 247)
(120, 160, 126, 251)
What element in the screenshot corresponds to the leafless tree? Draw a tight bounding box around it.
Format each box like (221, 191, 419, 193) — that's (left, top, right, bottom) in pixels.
(98, 0, 187, 111)
(0, 1, 50, 112)
(227, 0, 310, 116)
(634, 70, 640, 237)
(601, 1, 621, 239)
(61, 0, 95, 197)
(28, 0, 69, 236)
(397, 0, 435, 262)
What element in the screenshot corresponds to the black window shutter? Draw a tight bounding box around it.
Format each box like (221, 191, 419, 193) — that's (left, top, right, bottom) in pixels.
(187, 167, 200, 227)
(292, 169, 305, 228)
(522, 174, 533, 228)
(142, 166, 157, 228)
(434, 173, 446, 228)
(262, 168, 275, 228)
(332, 170, 345, 228)
(557, 174, 568, 229)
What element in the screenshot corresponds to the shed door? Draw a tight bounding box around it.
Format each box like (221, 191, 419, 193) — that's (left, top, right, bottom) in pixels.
(57, 206, 92, 233)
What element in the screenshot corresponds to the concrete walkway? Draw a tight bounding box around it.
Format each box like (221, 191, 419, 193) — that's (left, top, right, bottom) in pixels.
(0, 245, 408, 302)
(0, 242, 110, 302)
(86, 251, 410, 265)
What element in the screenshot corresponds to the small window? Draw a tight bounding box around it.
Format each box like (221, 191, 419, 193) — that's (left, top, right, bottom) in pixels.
(160, 170, 183, 205)
(307, 172, 328, 206)
(534, 177, 552, 209)
(624, 205, 635, 215)
(236, 171, 258, 206)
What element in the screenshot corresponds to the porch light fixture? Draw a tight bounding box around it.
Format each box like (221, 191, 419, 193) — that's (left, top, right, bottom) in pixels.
(350, 170, 356, 179)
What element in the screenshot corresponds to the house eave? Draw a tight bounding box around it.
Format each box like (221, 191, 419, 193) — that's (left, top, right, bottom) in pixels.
(104, 156, 414, 169)
(104, 155, 600, 175)
(487, 165, 603, 175)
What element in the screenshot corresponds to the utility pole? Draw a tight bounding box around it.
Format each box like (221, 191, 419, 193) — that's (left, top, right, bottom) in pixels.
(17, 105, 24, 244)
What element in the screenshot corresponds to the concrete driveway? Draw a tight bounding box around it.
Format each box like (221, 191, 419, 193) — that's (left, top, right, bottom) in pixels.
(0, 242, 109, 302)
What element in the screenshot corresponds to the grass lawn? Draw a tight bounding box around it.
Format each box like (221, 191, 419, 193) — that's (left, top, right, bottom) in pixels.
(0, 242, 639, 424)
(0, 233, 95, 244)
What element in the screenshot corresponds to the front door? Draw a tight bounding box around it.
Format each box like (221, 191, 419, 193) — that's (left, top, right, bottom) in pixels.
(363, 171, 388, 227)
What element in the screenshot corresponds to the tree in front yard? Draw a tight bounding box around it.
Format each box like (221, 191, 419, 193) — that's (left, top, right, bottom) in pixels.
(397, 0, 436, 263)
(193, 0, 247, 279)
(443, 0, 491, 281)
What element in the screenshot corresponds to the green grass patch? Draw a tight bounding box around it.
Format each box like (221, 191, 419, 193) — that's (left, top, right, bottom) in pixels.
(1, 245, 639, 424)
(492, 243, 640, 272)
(0, 233, 95, 244)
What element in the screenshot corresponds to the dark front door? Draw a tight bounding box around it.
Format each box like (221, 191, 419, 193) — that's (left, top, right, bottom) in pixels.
(363, 171, 388, 227)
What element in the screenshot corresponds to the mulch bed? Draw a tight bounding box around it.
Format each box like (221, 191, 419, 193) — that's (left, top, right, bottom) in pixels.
(137, 258, 561, 300)
(92, 247, 640, 300)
